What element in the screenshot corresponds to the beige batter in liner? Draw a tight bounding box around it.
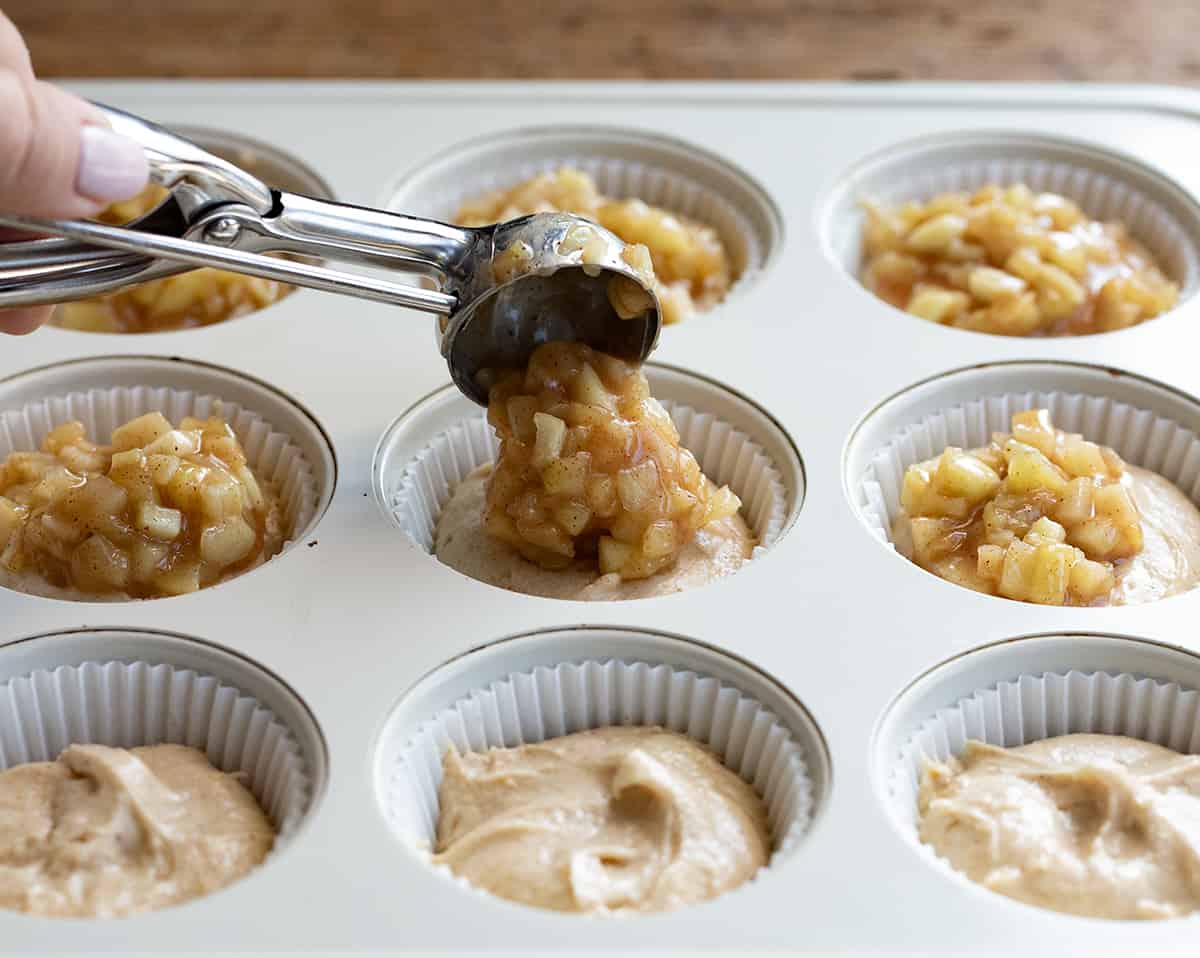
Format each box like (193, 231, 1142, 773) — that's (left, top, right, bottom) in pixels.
(433, 726, 769, 914)
(919, 733, 1200, 920)
(0, 743, 274, 919)
(434, 464, 755, 600)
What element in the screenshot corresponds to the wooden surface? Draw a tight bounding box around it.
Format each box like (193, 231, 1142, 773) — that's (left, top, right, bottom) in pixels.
(8, 0, 1200, 83)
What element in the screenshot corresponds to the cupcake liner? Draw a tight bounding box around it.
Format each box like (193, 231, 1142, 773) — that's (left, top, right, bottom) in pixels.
(381, 127, 783, 306)
(825, 132, 1200, 298)
(0, 383, 321, 596)
(855, 388, 1200, 550)
(0, 658, 313, 840)
(388, 398, 787, 558)
(383, 658, 813, 870)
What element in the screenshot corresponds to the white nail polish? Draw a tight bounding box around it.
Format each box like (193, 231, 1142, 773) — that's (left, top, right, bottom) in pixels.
(76, 125, 149, 202)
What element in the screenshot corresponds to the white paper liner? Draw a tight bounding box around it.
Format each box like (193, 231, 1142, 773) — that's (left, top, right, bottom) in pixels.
(390, 400, 787, 559)
(887, 668, 1200, 887)
(0, 384, 320, 598)
(384, 131, 781, 309)
(856, 389, 1200, 550)
(0, 659, 313, 841)
(384, 658, 812, 882)
(836, 145, 1200, 300)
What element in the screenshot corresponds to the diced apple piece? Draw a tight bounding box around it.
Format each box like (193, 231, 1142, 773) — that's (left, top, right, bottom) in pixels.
(968, 266, 1027, 302)
(144, 429, 202, 457)
(554, 502, 592, 537)
(71, 474, 128, 526)
(907, 286, 969, 324)
(1069, 557, 1116, 603)
(586, 475, 618, 517)
(31, 466, 84, 506)
(997, 539, 1037, 601)
(1070, 518, 1121, 560)
(976, 543, 1006, 582)
(111, 412, 172, 453)
(704, 485, 741, 524)
(57, 442, 107, 474)
(233, 465, 265, 512)
(1029, 542, 1072, 605)
(906, 213, 967, 254)
(932, 449, 1001, 503)
(506, 395, 538, 443)
(641, 519, 678, 559)
(42, 421, 86, 453)
(200, 475, 243, 520)
(1026, 516, 1067, 544)
(136, 502, 182, 542)
(155, 560, 201, 595)
(900, 463, 934, 515)
(147, 454, 181, 487)
(1003, 443, 1067, 496)
(200, 517, 256, 567)
(1055, 477, 1094, 525)
(598, 536, 635, 575)
(71, 534, 130, 591)
(1010, 409, 1057, 458)
(569, 363, 615, 410)
(165, 462, 208, 510)
(1059, 436, 1107, 478)
(516, 519, 573, 557)
(542, 453, 590, 498)
(483, 510, 521, 546)
(531, 413, 567, 469)
(108, 448, 155, 502)
(129, 539, 168, 583)
(617, 460, 661, 513)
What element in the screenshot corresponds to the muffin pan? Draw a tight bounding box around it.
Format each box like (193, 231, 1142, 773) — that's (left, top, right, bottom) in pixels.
(6, 82, 1200, 949)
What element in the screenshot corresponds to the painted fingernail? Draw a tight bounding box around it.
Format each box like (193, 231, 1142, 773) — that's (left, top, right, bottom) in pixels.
(76, 125, 149, 202)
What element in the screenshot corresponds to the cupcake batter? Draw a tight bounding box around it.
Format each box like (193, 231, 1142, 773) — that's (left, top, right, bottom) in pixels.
(0, 743, 275, 918)
(918, 734, 1200, 919)
(433, 726, 770, 914)
(434, 464, 754, 600)
(1111, 466, 1200, 604)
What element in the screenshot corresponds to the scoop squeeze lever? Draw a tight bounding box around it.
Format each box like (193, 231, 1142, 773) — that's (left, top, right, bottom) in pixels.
(0, 104, 662, 405)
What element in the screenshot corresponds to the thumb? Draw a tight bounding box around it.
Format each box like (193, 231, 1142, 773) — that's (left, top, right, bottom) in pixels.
(0, 73, 148, 218)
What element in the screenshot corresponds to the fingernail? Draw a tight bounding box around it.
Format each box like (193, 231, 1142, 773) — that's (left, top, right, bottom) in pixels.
(76, 125, 149, 202)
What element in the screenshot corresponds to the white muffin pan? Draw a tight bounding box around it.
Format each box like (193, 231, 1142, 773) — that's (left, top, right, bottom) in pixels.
(6, 82, 1200, 952)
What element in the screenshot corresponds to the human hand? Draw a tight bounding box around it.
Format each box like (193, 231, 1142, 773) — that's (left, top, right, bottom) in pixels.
(0, 11, 148, 333)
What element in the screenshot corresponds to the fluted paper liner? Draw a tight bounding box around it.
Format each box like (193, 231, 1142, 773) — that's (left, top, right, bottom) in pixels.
(0, 383, 320, 598)
(390, 400, 787, 559)
(887, 668, 1200, 885)
(0, 659, 313, 840)
(856, 390, 1200, 550)
(833, 139, 1200, 298)
(383, 128, 781, 307)
(384, 658, 812, 877)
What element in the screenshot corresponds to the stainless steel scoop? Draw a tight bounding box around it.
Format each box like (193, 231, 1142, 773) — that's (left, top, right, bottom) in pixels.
(0, 105, 661, 404)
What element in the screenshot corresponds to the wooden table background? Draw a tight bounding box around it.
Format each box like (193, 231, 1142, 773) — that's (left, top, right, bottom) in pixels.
(9, 0, 1200, 83)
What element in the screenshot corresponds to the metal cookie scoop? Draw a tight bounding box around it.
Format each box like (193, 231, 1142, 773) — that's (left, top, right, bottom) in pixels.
(0, 105, 661, 405)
